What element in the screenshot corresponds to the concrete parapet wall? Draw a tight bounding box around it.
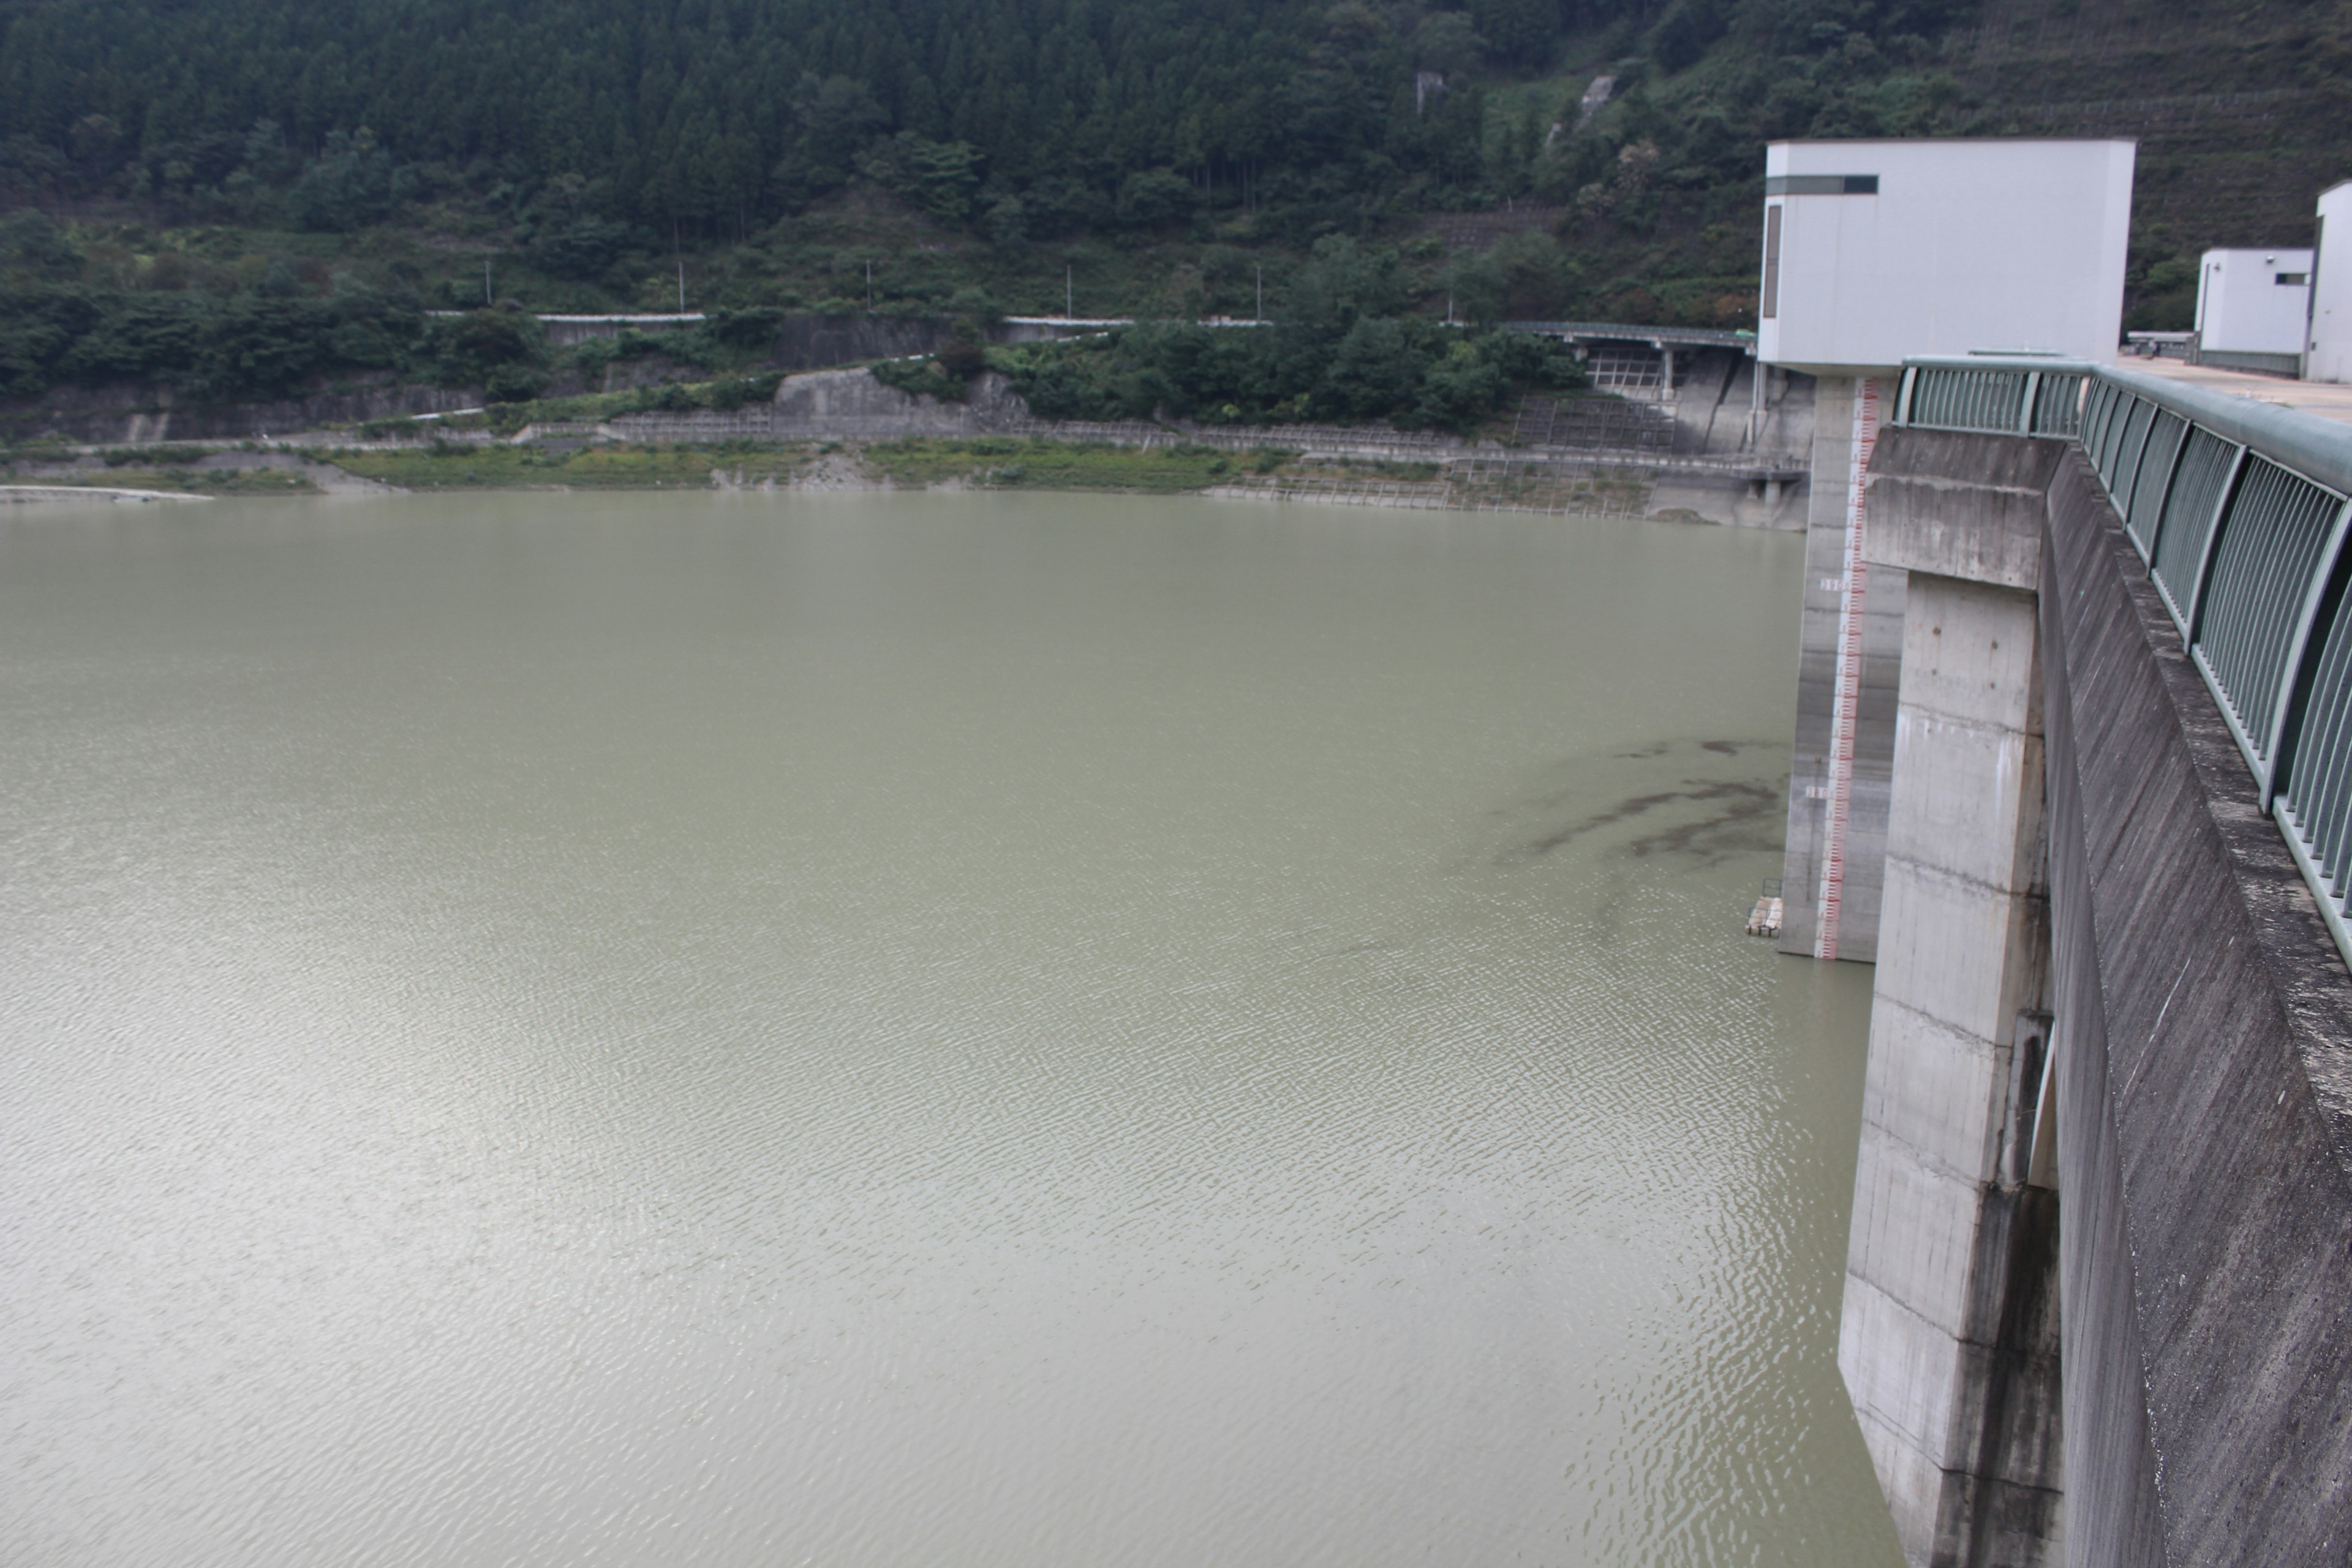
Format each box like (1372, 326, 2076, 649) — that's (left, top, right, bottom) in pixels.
(2038, 442, 2352, 1566)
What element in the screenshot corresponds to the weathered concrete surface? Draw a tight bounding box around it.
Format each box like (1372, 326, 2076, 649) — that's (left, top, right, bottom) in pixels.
(1841, 424, 2352, 1565)
(1661, 346, 1819, 466)
(1866, 434, 2064, 593)
(2034, 454, 2168, 1568)
(1780, 374, 1906, 962)
(1648, 467, 1809, 530)
(1841, 426, 2064, 1566)
(2037, 442, 2352, 1567)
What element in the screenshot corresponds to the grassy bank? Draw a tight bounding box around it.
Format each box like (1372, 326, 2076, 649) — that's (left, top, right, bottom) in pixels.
(336, 435, 1327, 496)
(1, 463, 318, 495)
(863, 437, 1293, 494)
(328, 440, 818, 491)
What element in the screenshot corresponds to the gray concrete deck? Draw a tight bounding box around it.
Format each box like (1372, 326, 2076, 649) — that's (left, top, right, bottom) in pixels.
(2124, 357, 2352, 427)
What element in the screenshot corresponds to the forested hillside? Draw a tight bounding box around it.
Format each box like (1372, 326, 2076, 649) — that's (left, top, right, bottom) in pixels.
(0, 0, 1966, 239)
(1, 0, 2347, 408)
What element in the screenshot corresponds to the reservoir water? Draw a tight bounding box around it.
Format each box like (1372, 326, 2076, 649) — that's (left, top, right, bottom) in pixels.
(1, 491, 1901, 1566)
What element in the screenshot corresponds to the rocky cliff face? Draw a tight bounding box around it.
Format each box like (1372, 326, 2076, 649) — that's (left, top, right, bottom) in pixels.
(771, 367, 1023, 435)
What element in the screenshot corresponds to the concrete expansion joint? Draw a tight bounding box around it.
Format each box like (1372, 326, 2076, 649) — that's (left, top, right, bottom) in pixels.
(1872, 992, 2010, 1054)
(1897, 705, 2034, 738)
(1883, 851, 2038, 903)
(1845, 1266, 1970, 1344)
(1875, 472, 2049, 500)
(1846, 1263, 2021, 1358)
(1866, 1112, 2005, 1191)
(1937, 1466, 2062, 1503)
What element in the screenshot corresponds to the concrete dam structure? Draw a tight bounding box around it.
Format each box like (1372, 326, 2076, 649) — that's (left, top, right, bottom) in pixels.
(1808, 356, 2352, 1566)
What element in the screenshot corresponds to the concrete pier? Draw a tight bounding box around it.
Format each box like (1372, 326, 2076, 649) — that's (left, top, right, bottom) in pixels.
(1839, 431, 2065, 1565)
(1831, 421, 2352, 1566)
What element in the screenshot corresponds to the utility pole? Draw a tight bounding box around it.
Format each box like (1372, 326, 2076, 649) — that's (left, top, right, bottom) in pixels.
(1066, 263, 1074, 322)
(677, 258, 687, 313)
(866, 259, 875, 312)
(484, 257, 492, 305)
(1256, 265, 1263, 323)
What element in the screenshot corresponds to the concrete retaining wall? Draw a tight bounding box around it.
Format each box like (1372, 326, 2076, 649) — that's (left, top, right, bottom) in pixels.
(771, 314, 964, 372)
(2038, 440, 2352, 1567)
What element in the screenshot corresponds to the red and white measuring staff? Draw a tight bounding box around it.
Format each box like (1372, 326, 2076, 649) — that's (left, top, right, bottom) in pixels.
(1815, 377, 1879, 962)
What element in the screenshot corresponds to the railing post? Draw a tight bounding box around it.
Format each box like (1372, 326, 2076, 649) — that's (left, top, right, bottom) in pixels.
(2261, 499, 2352, 806)
(2021, 371, 2041, 435)
(1894, 366, 1917, 427)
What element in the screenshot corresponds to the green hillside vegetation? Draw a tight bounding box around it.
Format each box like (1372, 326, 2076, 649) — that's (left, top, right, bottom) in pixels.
(1, 0, 2346, 413)
(976, 236, 1593, 430)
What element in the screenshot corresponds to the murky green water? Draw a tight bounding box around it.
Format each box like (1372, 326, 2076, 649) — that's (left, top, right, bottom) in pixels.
(1, 490, 1898, 1566)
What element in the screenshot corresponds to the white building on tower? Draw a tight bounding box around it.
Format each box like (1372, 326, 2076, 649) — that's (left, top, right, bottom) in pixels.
(1756, 138, 2136, 375)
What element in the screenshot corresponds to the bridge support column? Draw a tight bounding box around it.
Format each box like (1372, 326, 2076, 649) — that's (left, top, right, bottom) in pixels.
(1839, 434, 2071, 1567)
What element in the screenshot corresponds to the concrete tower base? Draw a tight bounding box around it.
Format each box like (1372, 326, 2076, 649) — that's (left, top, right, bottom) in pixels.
(1779, 374, 1907, 963)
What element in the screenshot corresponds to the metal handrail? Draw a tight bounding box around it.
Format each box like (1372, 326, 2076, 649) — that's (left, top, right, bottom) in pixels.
(1891, 355, 2352, 971)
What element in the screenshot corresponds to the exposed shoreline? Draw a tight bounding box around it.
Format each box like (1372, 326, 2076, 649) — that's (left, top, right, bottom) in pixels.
(2, 432, 1796, 526)
(6, 356, 1813, 527)
(0, 484, 214, 504)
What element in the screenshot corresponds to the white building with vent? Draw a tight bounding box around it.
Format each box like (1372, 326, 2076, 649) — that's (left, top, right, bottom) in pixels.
(2195, 248, 2312, 373)
(2310, 181, 2352, 383)
(1755, 138, 2136, 375)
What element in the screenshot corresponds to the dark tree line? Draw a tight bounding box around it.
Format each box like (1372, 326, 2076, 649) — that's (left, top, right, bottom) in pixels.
(1, 0, 1488, 236)
(0, 0, 1981, 243)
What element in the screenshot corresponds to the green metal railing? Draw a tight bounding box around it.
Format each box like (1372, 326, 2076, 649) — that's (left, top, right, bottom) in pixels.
(1893, 355, 2352, 970)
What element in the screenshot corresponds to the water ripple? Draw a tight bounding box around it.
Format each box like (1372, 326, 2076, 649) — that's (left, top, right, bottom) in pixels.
(1, 492, 1898, 1566)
